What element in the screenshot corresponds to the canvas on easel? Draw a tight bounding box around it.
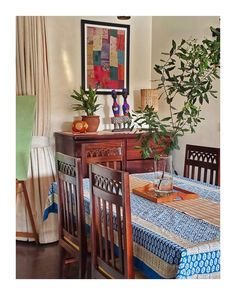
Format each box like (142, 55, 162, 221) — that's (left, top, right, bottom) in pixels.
(16, 95, 38, 243)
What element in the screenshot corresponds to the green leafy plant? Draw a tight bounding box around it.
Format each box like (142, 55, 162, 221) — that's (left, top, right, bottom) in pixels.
(70, 86, 101, 116)
(132, 27, 220, 160)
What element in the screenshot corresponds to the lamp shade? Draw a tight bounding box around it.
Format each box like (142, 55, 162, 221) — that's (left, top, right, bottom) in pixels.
(141, 89, 158, 111)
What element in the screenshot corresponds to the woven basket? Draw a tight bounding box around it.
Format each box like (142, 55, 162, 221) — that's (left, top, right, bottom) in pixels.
(141, 89, 158, 111)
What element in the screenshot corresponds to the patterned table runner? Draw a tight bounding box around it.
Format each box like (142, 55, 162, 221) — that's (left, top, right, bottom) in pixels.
(129, 175, 151, 190)
(129, 175, 220, 227)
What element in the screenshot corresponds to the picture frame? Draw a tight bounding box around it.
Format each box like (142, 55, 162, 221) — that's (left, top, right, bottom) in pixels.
(81, 19, 130, 94)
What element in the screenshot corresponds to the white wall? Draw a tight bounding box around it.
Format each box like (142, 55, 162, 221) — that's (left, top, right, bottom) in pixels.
(46, 16, 152, 133)
(151, 16, 220, 175)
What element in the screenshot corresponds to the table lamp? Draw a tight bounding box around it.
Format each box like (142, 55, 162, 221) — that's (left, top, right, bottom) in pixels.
(141, 89, 158, 111)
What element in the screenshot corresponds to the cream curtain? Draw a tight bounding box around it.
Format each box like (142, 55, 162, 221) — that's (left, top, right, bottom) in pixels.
(16, 16, 58, 243)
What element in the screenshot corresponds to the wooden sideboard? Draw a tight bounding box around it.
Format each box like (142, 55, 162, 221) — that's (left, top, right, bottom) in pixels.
(55, 131, 164, 177)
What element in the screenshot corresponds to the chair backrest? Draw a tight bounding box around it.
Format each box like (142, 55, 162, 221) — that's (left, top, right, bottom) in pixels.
(82, 141, 125, 177)
(89, 164, 134, 279)
(56, 152, 87, 278)
(183, 144, 220, 186)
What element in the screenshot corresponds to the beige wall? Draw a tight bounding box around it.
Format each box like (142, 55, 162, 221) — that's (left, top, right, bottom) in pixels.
(47, 16, 220, 176)
(151, 16, 220, 175)
(46, 16, 152, 133)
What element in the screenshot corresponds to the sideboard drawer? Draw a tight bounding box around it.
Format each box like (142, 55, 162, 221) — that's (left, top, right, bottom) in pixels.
(127, 137, 168, 160)
(127, 159, 154, 174)
(126, 138, 143, 160)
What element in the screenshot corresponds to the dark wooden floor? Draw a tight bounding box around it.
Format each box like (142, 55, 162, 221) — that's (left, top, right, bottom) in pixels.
(16, 241, 81, 279)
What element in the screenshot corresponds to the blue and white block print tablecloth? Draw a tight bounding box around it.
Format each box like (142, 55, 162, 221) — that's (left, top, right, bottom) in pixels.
(45, 173, 220, 279)
(83, 173, 220, 279)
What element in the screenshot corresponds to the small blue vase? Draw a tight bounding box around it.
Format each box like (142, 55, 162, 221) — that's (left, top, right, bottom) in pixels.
(111, 89, 120, 117)
(122, 88, 130, 116)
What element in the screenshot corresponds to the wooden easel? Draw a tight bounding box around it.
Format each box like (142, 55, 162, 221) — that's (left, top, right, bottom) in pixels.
(16, 179, 39, 243)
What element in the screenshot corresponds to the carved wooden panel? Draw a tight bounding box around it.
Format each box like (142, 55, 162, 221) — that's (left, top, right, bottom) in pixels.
(82, 141, 125, 176)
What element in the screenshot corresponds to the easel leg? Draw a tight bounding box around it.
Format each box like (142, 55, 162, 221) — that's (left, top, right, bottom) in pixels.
(16, 180, 39, 244)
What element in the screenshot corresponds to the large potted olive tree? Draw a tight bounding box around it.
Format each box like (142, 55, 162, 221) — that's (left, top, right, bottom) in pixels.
(132, 27, 220, 196)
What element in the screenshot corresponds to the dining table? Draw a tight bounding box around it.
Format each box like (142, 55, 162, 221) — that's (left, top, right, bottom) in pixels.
(44, 172, 220, 279)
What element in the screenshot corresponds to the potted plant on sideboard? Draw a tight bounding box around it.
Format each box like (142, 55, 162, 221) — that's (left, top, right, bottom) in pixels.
(131, 27, 220, 196)
(70, 86, 101, 132)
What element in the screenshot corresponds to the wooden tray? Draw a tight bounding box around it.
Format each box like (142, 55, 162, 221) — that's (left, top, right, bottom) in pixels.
(132, 183, 199, 203)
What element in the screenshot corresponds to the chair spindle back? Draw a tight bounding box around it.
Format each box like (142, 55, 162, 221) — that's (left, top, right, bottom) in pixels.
(89, 164, 134, 279)
(183, 144, 220, 186)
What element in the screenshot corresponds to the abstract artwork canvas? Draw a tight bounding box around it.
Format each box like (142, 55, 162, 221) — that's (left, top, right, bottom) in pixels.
(81, 20, 130, 94)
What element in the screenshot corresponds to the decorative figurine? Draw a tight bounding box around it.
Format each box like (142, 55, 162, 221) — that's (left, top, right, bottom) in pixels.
(111, 89, 120, 117)
(122, 88, 130, 116)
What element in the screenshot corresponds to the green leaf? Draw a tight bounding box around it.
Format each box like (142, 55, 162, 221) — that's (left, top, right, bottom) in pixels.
(177, 52, 188, 60)
(158, 92, 165, 100)
(179, 47, 187, 54)
(167, 66, 175, 72)
(71, 94, 81, 100)
(180, 61, 185, 70)
(210, 26, 220, 37)
(161, 52, 169, 55)
(172, 40, 176, 50)
(204, 94, 209, 103)
(209, 91, 218, 98)
(152, 133, 159, 144)
(199, 96, 203, 104)
(166, 96, 173, 104)
(161, 117, 172, 121)
(180, 39, 186, 46)
(165, 69, 171, 79)
(154, 65, 162, 75)
(190, 126, 195, 133)
(160, 125, 167, 133)
(213, 72, 220, 79)
(165, 77, 176, 82)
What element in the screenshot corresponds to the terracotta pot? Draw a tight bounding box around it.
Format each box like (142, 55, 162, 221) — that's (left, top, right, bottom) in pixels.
(82, 115, 100, 132)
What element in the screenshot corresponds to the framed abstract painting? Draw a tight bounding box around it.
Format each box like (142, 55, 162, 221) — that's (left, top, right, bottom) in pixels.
(81, 19, 130, 94)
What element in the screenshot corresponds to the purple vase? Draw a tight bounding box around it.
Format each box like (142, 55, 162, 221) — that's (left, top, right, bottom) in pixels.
(122, 88, 130, 116)
(111, 90, 120, 117)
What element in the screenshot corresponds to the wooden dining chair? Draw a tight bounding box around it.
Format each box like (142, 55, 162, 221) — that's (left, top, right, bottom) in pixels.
(82, 141, 125, 177)
(183, 144, 220, 186)
(56, 152, 88, 279)
(89, 163, 146, 279)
